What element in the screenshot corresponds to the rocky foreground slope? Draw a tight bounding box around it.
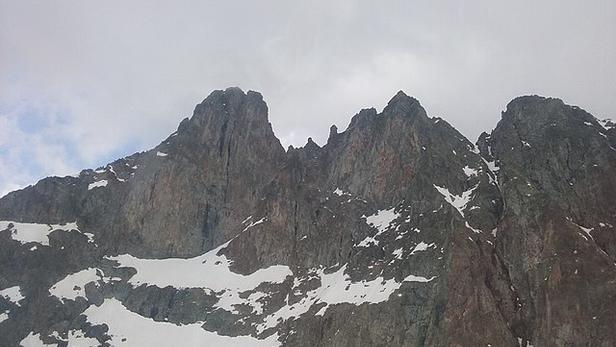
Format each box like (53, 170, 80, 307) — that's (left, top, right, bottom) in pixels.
(1, 88, 615, 346)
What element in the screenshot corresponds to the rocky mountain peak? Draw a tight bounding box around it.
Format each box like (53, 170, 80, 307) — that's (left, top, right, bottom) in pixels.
(382, 90, 424, 117)
(327, 124, 338, 142)
(304, 137, 321, 151)
(1, 89, 615, 347)
(346, 107, 378, 130)
(178, 87, 273, 143)
(501, 94, 581, 126)
(170, 87, 284, 164)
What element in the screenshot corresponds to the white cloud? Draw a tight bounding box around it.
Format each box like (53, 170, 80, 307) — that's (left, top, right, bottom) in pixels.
(1, 0, 615, 194)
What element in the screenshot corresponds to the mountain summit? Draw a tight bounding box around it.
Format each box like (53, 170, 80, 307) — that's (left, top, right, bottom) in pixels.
(1, 89, 615, 346)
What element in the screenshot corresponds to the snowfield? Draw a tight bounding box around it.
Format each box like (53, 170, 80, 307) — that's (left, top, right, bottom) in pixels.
(0, 221, 79, 246)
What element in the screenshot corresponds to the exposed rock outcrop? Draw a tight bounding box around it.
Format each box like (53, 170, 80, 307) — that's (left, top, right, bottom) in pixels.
(0, 89, 614, 346)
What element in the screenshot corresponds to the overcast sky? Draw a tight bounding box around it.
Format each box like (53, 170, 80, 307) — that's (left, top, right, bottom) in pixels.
(1, 0, 615, 196)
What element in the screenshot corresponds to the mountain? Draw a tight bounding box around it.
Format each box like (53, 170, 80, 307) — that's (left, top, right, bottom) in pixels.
(1, 88, 615, 346)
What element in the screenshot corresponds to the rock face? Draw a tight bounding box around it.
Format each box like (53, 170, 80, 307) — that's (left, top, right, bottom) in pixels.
(1, 88, 615, 346)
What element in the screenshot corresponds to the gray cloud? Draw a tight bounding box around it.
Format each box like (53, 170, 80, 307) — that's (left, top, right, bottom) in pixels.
(1, 0, 615, 194)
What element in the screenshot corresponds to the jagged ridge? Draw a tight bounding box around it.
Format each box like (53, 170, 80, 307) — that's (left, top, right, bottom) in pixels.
(1, 88, 615, 346)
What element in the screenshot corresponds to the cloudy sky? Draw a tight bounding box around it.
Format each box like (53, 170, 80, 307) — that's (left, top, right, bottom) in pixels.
(1, 0, 615, 196)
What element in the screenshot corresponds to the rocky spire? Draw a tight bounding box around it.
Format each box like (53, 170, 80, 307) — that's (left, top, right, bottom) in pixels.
(382, 90, 427, 120)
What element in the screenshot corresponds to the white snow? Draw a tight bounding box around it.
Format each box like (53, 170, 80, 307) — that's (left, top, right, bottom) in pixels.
(41, 330, 100, 346)
(521, 140, 531, 148)
(0, 286, 25, 306)
(462, 166, 478, 177)
(82, 298, 278, 347)
(482, 158, 500, 173)
(242, 217, 266, 232)
(357, 236, 378, 247)
(156, 151, 168, 157)
(257, 264, 435, 333)
(109, 238, 291, 315)
(87, 180, 108, 190)
(49, 268, 103, 301)
(216, 289, 269, 315)
(403, 274, 436, 282)
(82, 232, 95, 243)
(392, 248, 404, 259)
(433, 185, 484, 233)
(0, 221, 79, 246)
(358, 208, 400, 247)
(465, 221, 482, 234)
(20, 332, 51, 346)
(66, 330, 100, 346)
(102, 215, 437, 337)
(108, 165, 126, 182)
(433, 184, 477, 218)
(108, 216, 284, 297)
(111, 249, 290, 292)
(577, 225, 594, 240)
(517, 338, 535, 347)
(597, 118, 614, 130)
(0, 311, 8, 323)
(365, 208, 399, 231)
(333, 188, 349, 196)
(567, 218, 595, 240)
(410, 242, 434, 255)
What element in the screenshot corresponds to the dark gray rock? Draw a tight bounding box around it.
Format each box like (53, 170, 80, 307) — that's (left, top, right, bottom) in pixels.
(0, 89, 614, 346)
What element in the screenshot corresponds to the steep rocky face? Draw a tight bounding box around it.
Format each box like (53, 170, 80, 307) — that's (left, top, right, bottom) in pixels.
(0, 89, 614, 347)
(0, 88, 286, 258)
(480, 96, 616, 346)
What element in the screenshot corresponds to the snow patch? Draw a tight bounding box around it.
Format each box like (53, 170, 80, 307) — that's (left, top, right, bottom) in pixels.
(109, 238, 291, 315)
(66, 330, 99, 346)
(597, 118, 615, 130)
(1, 286, 24, 307)
(257, 264, 435, 333)
(357, 208, 400, 247)
(156, 151, 168, 157)
(433, 184, 477, 218)
(88, 180, 108, 190)
(462, 166, 478, 177)
(108, 165, 126, 182)
(20, 332, 52, 346)
(392, 248, 404, 259)
(83, 298, 278, 347)
(333, 188, 349, 196)
(0, 311, 8, 323)
(482, 158, 500, 174)
(111, 249, 290, 292)
(0, 221, 80, 246)
(465, 221, 482, 234)
(49, 268, 104, 301)
(410, 242, 434, 255)
(567, 218, 595, 240)
(242, 217, 266, 232)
